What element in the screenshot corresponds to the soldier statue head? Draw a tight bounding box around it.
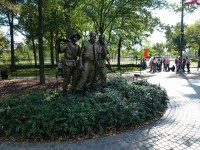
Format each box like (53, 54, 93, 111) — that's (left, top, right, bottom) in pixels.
(99, 34, 105, 45)
(70, 32, 81, 44)
(89, 32, 96, 44)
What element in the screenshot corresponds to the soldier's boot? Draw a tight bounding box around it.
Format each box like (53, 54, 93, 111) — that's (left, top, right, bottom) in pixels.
(63, 90, 68, 98)
(73, 89, 84, 97)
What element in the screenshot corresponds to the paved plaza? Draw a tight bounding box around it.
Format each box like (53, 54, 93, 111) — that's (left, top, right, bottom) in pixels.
(0, 69, 200, 150)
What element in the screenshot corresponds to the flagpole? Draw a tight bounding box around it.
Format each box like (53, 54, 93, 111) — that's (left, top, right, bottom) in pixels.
(180, 0, 184, 60)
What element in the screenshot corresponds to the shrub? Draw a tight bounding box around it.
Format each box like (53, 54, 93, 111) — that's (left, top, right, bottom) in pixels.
(0, 78, 168, 141)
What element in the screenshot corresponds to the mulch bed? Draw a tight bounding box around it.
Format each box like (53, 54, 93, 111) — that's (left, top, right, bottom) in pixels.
(0, 77, 63, 99)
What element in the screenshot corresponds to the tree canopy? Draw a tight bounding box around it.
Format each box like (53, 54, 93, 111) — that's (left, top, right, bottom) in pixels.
(185, 19, 200, 57)
(1, 0, 171, 83)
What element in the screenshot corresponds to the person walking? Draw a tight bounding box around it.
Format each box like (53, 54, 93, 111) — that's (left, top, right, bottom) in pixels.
(152, 57, 157, 73)
(185, 57, 191, 73)
(175, 56, 181, 73)
(162, 58, 167, 71)
(149, 57, 153, 72)
(165, 58, 170, 71)
(157, 58, 162, 72)
(56, 60, 63, 78)
(197, 58, 200, 71)
(182, 57, 186, 72)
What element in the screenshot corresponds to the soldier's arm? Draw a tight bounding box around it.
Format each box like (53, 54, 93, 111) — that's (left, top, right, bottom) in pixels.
(55, 38, 69, 53)
(105, 46, 110, 65)
(77, 46, 81, 57)
(106, 56, 111, 66)
(60, 44, 68, 53)
(106, 55, 115, 73)
(79, 45, 85, 70)
(55, 38, 62, 53)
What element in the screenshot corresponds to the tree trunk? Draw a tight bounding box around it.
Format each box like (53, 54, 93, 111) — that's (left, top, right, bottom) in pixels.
(31, 36, 37, 66)
(8, 12, 15, 71)
(99, 26, 104, 34)
(50, 31, 54, 66)
(64, 0, 72, 39)
(198, 44, 200, 57)
(54, 32, 59, 63)
(117, 36, 122, 69)
(26, 50, 31, 63)
(38, 0, 45, 84)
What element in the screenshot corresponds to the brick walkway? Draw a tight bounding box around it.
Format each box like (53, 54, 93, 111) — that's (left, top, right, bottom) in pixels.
(0, 69, 200, 150)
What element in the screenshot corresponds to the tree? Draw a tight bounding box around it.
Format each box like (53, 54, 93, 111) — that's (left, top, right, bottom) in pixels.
(79, 0, 165, 34)
(15, 43, 32, 62)
(77, 0, 166, 66)
(1, 0, 169, 74)
(18, 0, 39, 66)
(38, 0, 45, 84)
(165, 2, 199, 56)
(0, 31, 9, 58)
(42, 0, 68, 65)
(0, 0, 21, 71)
(152, 43, 166, 56)
(185, 20, 200, 57)
(165, 23, 186, 55)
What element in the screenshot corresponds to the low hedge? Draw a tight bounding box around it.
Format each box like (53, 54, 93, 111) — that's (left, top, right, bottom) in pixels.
(0, 78, 168, 141)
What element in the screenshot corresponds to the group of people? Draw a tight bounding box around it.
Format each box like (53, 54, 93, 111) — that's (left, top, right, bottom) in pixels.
(56, 32, 111, 97)
(175, 56, 191, 73)
(149, 57, 173, 73)
(149, 56, 192, 73)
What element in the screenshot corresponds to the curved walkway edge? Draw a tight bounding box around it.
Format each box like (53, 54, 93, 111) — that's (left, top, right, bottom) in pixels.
(0, 69, 200, 150)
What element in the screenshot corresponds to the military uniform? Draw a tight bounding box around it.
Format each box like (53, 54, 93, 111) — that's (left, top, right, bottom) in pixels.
(76, 41, 98, 90)
(95, 41, 108, 84)
(61, 41, 80, 91)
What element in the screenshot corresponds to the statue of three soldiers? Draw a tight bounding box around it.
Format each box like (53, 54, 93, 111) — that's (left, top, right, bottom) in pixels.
(56, 32, 111, 97)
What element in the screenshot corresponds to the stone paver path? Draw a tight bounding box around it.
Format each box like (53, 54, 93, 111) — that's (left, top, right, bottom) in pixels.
(0, 69, 200, 150)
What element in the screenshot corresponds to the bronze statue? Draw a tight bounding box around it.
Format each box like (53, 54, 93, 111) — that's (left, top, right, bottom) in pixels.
(75, 32, 97, 91)
(95, 34, 111, 85)
(56, 32, 81, 97)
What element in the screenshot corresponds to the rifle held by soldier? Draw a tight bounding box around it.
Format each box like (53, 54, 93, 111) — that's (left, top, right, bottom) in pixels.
(106, 64, 115, 73)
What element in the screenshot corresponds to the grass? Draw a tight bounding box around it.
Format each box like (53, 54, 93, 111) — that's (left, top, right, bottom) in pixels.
(10, 67, 140, 78)
(8, 68, 57, 77)
(1, 58, 198, 78)
(0, 61, 141, 77)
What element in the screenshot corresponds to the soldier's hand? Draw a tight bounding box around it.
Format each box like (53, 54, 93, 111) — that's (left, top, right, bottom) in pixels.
(56, 37, 61, 42)
(79, 64, 84, 70)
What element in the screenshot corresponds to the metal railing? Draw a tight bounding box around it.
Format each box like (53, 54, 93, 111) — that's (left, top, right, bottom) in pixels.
(0, 57, 139, 66)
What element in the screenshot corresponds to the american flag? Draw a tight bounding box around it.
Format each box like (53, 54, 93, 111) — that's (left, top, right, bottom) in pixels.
(183, 0, 196, 5)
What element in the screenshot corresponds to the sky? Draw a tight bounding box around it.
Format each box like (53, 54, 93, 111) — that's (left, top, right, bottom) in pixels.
(147, 0, 200, 44)
(1, 0, 200, 44)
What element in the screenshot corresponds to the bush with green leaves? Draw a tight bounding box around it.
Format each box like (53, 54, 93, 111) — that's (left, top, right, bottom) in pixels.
(0, 77, 168, 141)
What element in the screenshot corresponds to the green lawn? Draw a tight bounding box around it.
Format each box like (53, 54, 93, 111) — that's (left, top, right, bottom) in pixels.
(9, 67, 140, 78)
(7, 68, 57, 77)
(1, 58, 198, 78)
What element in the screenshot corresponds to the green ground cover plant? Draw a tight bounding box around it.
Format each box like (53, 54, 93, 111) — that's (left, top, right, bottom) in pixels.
(0, 78, 168, 141)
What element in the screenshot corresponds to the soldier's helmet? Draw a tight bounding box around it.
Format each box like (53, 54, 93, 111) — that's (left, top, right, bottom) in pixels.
(70, 32, 81, 40)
